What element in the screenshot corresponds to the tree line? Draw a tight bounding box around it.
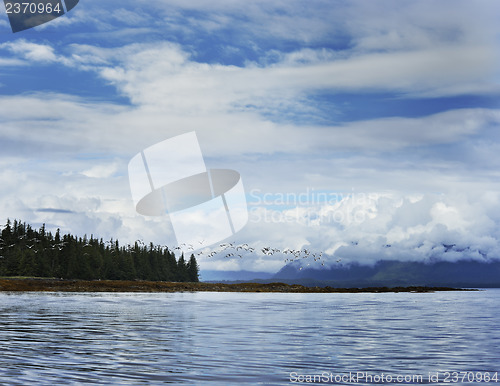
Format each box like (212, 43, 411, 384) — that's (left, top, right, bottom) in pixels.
(0, 219, 199, 282)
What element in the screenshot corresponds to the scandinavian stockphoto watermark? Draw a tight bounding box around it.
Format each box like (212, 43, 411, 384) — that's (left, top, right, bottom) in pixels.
(127, 132, 375, 248)
(248, 188, 377, 226)
(128, 131, 248, 248)
(289, 371, 499, 384)
(3, 0, 79, 33)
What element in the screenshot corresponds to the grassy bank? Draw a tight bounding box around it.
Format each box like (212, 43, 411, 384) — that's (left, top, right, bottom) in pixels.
(0, 277, 473, 293)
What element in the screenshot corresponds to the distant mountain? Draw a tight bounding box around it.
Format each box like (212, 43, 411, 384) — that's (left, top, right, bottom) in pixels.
(273, 259, 500, 288)
(200, 270, 274, 282)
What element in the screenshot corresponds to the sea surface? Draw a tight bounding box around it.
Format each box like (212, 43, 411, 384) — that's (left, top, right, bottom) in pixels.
(0, 289, 499, 385)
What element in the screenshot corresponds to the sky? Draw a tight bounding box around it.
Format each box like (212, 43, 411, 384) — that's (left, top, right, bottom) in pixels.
(0, 0, 499, 273)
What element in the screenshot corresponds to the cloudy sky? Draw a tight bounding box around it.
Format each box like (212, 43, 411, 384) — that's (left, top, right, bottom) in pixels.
(0, 0, 499, 272)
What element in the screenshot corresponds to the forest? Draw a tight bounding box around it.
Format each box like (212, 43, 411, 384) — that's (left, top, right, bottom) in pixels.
(0, 219, 199, 282)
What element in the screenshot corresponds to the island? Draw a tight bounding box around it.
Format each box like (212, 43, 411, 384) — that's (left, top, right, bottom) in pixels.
(0, 277, 472, 293)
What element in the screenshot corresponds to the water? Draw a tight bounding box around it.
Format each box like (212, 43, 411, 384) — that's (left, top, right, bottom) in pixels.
(0, 290, 499, 385)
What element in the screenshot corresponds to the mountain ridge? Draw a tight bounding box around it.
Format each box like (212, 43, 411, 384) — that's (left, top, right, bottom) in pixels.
(201, 259, 500, 288)
(272, 259, 500, 287)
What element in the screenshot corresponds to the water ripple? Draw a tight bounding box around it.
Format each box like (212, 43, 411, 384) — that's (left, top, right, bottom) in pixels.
(0, 290, 499, 384)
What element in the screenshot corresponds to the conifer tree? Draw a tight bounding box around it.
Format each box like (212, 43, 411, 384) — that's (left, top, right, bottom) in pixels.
(187, 254, 200, 282)
(0, 219, 201, 282)
(177, 253, 188, 282)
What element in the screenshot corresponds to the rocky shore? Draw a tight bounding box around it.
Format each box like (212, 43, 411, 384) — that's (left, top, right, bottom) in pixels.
(0, 277, 473, 293)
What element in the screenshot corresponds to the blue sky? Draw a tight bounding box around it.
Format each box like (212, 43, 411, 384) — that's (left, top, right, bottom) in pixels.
(0, 0, 499, 272)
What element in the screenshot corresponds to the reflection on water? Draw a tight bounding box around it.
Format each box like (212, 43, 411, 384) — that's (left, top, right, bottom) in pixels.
(1, 290, 499, 385)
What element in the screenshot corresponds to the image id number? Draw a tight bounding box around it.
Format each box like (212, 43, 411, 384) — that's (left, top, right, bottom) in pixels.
(5, 2, 62, 14)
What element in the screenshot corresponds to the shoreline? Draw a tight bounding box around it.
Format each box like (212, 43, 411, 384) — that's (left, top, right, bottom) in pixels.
(0, 277, 475, 293)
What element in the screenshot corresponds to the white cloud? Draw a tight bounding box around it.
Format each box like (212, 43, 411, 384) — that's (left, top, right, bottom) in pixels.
(0, 0, 499, 274)
(69, 41, 498, 114)
(0, 88, 498, 258)
(0, 40, 59, 63)
(81, 162, 120, 179)
(229, 191, 500, 270)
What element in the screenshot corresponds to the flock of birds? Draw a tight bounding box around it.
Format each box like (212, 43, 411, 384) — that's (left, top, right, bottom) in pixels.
(1, 234, 344, 269)
(166, 240, 344, 268)
(0, 235, 69, 254)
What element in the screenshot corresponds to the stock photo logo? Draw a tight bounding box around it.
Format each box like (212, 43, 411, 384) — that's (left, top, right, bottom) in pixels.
(3, 0, 79, 33)
(128, 132, 248, 248)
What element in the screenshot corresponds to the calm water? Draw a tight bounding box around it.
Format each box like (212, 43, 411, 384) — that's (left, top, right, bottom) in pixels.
(0, 290, 499, 385)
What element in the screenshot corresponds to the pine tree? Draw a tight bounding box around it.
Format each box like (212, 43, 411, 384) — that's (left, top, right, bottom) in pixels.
(177, 253, 189, 282)
(187, 254, 200, 282)
(0, 218, 201, 282)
